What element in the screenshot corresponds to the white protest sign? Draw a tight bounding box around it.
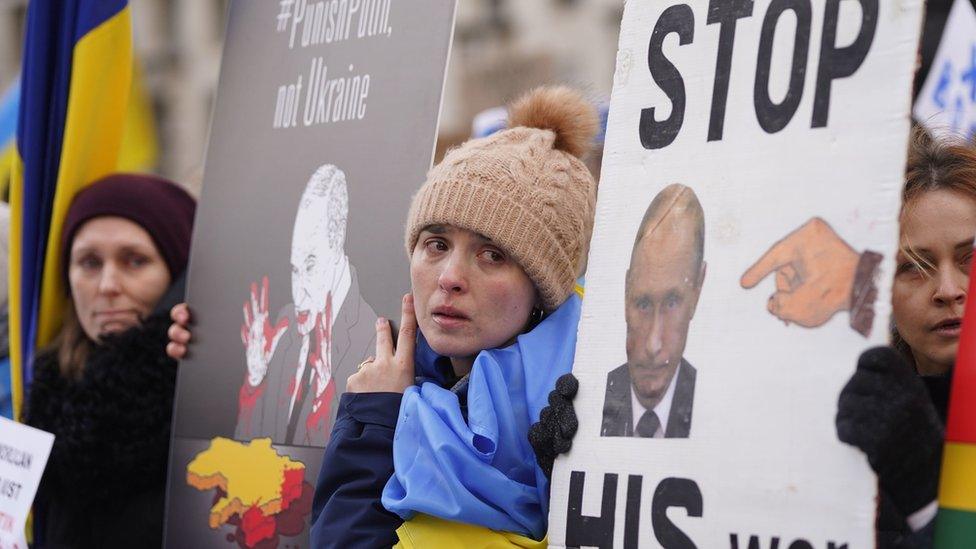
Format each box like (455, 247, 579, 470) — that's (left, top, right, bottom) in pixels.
(549, 1, 922, 547)
(915, 0, 976, 141)
(0, 531, 25, 549)
(0, 417, 53, 547)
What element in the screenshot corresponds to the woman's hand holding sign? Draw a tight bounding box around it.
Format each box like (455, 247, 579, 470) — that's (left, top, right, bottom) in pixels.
(167, 304, 192, 360)
(347, 293, 417, 394)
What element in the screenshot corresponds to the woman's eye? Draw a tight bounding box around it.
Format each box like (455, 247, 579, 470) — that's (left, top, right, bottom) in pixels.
(127, 255, 150, 268)
(959, 253, 973, 273)
(77, 256, 101, 270)
(480, 249, 504, 263)
(896, 261, 921, 276)
(424, 239, 448, 253)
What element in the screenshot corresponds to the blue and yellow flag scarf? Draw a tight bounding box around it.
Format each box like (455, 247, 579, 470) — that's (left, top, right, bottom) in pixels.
(382, 291, 582, 541)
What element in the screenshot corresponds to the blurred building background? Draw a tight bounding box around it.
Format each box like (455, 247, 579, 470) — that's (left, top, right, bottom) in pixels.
(0, 0, 964, 194)
(0, 0, 624, 194)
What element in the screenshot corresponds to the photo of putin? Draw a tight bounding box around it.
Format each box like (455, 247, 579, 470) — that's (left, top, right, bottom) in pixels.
(601, 183, 704, 439)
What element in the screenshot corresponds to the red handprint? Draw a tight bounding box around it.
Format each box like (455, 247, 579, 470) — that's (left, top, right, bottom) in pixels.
(241, 276, 290, 387)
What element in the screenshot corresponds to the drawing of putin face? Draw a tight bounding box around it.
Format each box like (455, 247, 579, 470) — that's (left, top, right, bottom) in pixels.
(291, 165, 349, 336)
(625, 184, 705, 409)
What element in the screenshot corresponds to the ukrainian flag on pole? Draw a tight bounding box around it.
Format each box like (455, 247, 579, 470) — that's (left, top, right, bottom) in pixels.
(0, 78, 19, 199)
(935, 266, 976, 546)
(9, 0, 138, 421)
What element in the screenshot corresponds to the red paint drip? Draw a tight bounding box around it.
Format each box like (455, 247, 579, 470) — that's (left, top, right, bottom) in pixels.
(237, 381, 266, 439)
(304, 379, 336, 444)
(304, 293, 335, 441)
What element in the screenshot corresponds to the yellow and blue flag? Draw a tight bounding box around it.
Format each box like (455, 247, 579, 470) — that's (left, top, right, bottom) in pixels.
(0, 78, 19, 199)
(9, 0, 148, 420)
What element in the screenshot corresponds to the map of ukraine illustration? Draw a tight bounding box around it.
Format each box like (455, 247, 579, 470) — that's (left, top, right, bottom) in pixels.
(187, 437, 305, 547)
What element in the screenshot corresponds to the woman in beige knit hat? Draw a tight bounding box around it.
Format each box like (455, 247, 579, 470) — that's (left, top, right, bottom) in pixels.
(335, 84, 598, 546)
(170, 86, 599, 546)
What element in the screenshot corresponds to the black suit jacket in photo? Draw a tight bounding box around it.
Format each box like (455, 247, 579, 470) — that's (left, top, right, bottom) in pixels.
(600, 359, 696, 438)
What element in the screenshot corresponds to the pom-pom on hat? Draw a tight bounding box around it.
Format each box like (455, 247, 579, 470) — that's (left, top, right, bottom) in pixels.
(61, 173, 197, 283)
(405, 86, 599, 311)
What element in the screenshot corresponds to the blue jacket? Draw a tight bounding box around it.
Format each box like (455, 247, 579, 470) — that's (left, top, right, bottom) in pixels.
(311, 291, 581, 547)
(310, 353, 499, 547)
(310, 391, 403, 548)
(310, 341, 464, 548)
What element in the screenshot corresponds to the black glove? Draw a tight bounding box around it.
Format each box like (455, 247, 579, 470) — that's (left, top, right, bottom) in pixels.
(836, 347, 944, 518)
(528, 373, 579, 479)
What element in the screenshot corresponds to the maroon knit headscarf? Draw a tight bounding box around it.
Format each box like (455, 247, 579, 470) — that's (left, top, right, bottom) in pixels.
(61, 173, 197, 281)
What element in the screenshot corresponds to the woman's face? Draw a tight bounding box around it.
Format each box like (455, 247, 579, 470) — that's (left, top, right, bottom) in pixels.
(69, 216, 171, 341)
(410, 224, 537, 366)
(893, 188, 976, 375)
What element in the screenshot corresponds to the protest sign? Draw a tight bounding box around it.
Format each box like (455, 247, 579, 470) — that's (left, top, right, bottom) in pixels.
(914, 0, 976, 141)
(548, 1, 923, 547)
(163, 1, 456, 547)
(0, 417, 53, 548)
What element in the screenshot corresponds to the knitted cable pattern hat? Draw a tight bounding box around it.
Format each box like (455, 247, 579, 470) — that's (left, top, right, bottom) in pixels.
(406, 86, 599, 311)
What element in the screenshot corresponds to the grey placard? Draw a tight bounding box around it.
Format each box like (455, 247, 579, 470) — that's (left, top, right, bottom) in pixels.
(165, 0, 455, 546)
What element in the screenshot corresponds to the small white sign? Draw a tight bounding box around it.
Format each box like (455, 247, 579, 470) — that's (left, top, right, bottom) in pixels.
(914, 0, 976, 140)
(0, 417, 54, 546)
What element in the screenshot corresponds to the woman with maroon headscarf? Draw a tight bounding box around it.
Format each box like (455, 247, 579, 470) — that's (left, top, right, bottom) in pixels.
(24, 173, 195, 549)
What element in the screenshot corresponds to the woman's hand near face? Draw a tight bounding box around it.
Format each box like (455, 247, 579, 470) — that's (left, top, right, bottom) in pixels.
(347, 294, 417, 393)
(167, 303, 193, 360)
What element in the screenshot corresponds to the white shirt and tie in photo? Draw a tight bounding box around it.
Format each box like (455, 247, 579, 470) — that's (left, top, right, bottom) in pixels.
(599, 358, 697, 439)
(629, 368, 678, 438)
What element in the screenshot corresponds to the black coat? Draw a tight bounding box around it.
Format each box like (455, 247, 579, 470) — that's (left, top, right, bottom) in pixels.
(24, 311, 177, 549)
(875, 374, 950, 549)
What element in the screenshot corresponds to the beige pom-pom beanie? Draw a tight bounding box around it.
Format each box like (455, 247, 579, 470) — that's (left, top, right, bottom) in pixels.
(405, 86, 599, 311)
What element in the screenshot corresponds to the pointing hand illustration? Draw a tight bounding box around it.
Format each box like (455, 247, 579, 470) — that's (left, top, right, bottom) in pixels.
(741, 218, 865, 330)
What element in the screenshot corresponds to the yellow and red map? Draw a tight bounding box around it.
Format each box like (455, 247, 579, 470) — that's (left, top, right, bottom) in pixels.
(187, 437, 311, 548)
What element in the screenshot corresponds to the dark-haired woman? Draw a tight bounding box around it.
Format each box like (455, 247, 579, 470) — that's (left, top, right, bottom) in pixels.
(25, 173, 195, 548)
(837, 129, 976, 548)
